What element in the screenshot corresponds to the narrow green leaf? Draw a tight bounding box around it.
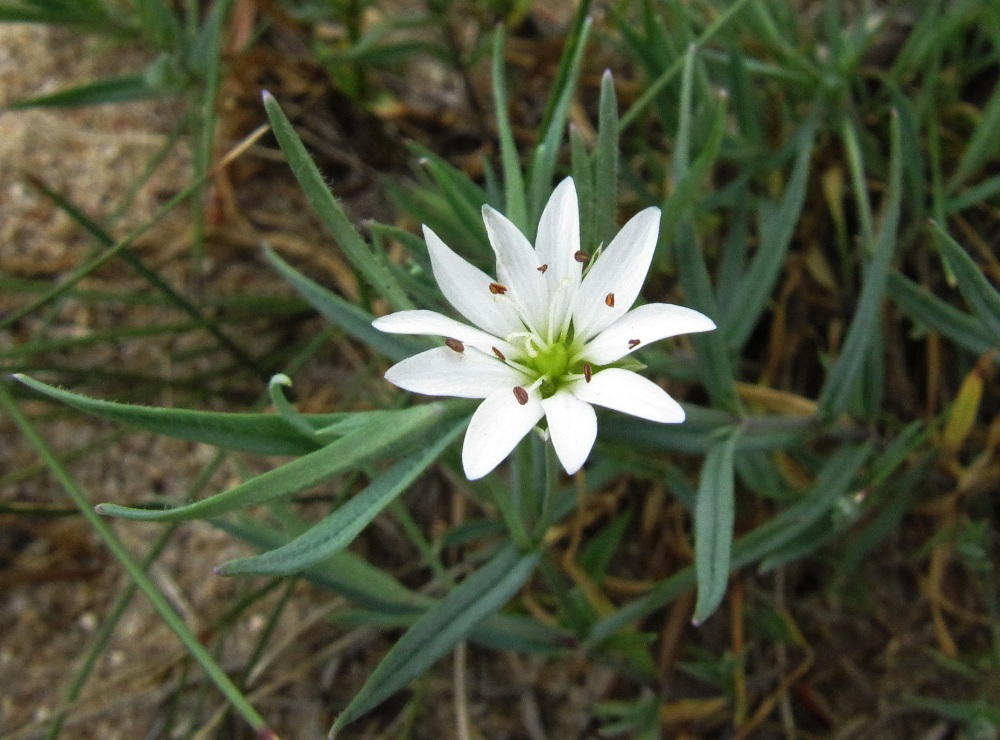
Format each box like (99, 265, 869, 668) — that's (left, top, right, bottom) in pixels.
(0, 385, 272, 735)
(332, 543, 540, 733)
(945, 171, 1000, 215)
(692, 429, 740, 625)
(835, 455, 928, 578)
(526, 16, 592, 233)
(262, 91, 413, 310)
(216, 514, 428, 611)
(658, 88, 726, 242)
(133, 0, 183, 47)
(949, 75, 1000, 189)
(15, 374, 323, 456)
(579, 509, 632, 584)
(618, 0, 755, 131)
(887, 271, 996, 356)
(535, 0, 591, 136)
(929, 221, 1000, 341)
(95, 404, 446, 521)
(570, 127, 594, 252)
(408, 143, 489, 248)
(724, 118, 817, 349)
(219, 420, 465, 576)
(7, 75, 170, 109)
(491, 26, 527, 232)
(267, 374, 322, 439)
(671, 46, 740, 412)
(593, 70, 620, 249)
(841, 118, 875, 246)
(730, 443, 871, 567)
(818, 112, 902, 419)
(385, 180, 490, 263)
(602, 404, 812, 454)
(0, 0, 120, 27)
(334, 609, 570, 655)
(585, 443, 870, 646)
(264, 247, 426, 362)
(26, 175, 263, 377)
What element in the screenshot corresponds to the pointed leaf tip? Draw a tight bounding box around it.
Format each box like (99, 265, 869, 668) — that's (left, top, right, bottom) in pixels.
(261, 89, 274, 104)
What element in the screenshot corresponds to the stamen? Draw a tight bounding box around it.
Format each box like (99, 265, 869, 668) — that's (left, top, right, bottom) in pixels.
(628, 338, 641, 349)
(445, 338, 464, 353)
(537, 264, 549, 274)
(605, 292, 615, 308)
(525, 377, 546, 393)
(574, 250, 590, 263)
(583, 363, 592, 383)
(513, 386, 529, 405)
(489, 282, 508, 295)
(492, 346, 507, 361)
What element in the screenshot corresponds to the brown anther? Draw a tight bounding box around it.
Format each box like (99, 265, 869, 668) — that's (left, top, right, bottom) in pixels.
(628, 338, 641, 349)
(445, 338, 465, 353)
(513, 386, 529, 405)
(492, 346, 506, 361)
(605, 292, 615, 308)
(574, 250, 590, 263)
(583, 363, 593, 383)
(537, 264, 549, 274)
(489, 282, 508, 295)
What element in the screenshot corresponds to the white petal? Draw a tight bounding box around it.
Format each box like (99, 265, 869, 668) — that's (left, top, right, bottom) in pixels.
(462, 387, 544, 479)
(571, 207, 661, 342)
(482, 206, 549, 332)
(534, 177, 582, 335)
(541, 391, 597, 474)
(384, 347, 528, 399)
(423, 225, 523, 339)
(569, 368, 684, 423)
(373, 309, 518, 358)
(581, 303, 717, 365)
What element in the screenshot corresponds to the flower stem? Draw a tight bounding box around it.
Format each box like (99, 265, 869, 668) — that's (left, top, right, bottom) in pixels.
(533, 437, 560, 543)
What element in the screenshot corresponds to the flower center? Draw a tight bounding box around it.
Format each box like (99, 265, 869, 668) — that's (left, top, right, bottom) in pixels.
(512, 336, 587, 398)
(532, 342, 570, 381)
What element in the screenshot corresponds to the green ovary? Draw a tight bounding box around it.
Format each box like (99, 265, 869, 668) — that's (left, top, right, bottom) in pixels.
(525, 340, 583, 398)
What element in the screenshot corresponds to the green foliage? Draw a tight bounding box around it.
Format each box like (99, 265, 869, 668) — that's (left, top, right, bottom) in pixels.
(5, 0, 1000, 735)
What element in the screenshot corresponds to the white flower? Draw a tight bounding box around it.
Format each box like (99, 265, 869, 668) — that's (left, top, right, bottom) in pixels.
(373, 177, 716, 480)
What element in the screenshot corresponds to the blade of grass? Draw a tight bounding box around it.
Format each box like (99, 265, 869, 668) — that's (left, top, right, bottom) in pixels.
(331, 542, 539, 733)
(723, 117, 817, 349)
(618, 0, 755, 131)
(526, 16, 592, 233)
(0, 383, 273, 736)
(570, 126, 594, 251)
(671, 46, 739, 412)
(593, 70, 619, 249)
(887, 271, 996, 356)
(928, 220, 1000, 340)
(818, 112, 902, 419)
(94, 403, 447, 521)
(0, 124, 271, 332)
(218, 419, 466, 576)
(491, 25, 527, 232)
(264, 246, 427, 362)
(262, 91, 413, 310)
(187, 0, 233, 270)
(14, 374, 328, 455)
(586, 443, 870, 646)
(7, 74, 173, 109)
(26, 175, 264, 378)
(692, 428, 741, 625)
